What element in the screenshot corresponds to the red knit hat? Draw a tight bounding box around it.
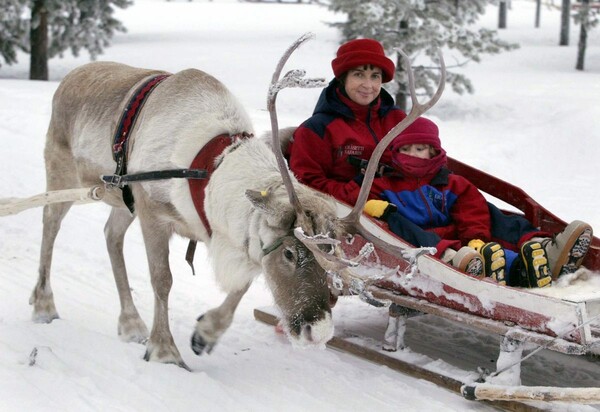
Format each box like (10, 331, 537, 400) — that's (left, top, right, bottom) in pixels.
(331, 38, 395, 83)
(390, 117, 441, 152)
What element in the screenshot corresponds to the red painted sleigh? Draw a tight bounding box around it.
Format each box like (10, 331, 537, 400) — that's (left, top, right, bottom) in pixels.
(338, 156, 600, 356)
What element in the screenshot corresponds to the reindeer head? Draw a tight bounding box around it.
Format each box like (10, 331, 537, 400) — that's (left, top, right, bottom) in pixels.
(246, 184, 339, 347)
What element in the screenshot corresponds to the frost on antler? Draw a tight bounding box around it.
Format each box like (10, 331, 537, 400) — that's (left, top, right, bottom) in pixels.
(268, 69, 327, 99)
(294, 228, 435, 307)
(400, 247, 436, 281)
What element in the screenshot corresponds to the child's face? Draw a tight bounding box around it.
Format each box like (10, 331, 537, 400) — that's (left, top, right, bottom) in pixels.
(398, 144, 433, 159)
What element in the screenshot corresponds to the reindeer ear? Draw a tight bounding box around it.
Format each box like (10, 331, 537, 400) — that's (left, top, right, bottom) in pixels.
(245, 189, 295, 228)
(245, 189, 274, 212)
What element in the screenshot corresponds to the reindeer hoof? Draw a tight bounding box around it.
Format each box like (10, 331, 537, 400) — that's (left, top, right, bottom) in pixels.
(32, 312, 59, 324)
(191, 331, 214, 356)
(143, 350, 191, 371)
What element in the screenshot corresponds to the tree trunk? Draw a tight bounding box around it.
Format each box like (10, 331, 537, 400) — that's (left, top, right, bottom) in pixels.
(498, 1, 507, 29)
(394, 20, 409, 111)
(559, 0, 571, 45)
(576, 0, 589, 70)
(30, 0, 48, 80)
(535, 0, 542, 28)
(395, 54, 407, 111)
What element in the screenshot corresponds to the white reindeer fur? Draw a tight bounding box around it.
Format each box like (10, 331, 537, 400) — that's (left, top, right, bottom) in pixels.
(128, 69, 254, 240)
(206, 138, 301, 292)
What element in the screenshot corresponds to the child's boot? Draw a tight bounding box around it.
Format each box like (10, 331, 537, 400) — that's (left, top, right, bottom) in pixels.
(519, 240, 552, 288)
(479, 242, 507, 285)
(443, 246, 484, 278)
(468, 240, 506, 285)
(536, 221, 593, 279)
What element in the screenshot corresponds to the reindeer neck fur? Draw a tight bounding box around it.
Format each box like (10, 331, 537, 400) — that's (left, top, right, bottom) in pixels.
(204, 137, 338, 293)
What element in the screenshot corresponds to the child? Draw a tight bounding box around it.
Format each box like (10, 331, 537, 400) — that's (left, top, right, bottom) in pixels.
(364, 117, 592, 287)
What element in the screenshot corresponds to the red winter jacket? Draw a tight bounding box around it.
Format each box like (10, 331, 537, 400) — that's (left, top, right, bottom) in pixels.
(288, 80, 407, 206)
(378, 167, 492, 246)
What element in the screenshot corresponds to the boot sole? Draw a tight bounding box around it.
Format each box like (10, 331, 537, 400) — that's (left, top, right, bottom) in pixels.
(480, 243, 506, 285)
(551, 226, 593, 279)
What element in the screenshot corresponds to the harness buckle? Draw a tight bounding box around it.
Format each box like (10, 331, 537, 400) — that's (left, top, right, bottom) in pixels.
(101, 174, 124, 188)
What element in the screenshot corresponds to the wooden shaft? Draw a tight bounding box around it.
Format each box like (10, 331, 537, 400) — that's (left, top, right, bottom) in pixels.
(463, 384, 600, 404)
(0, 186, 104, 217)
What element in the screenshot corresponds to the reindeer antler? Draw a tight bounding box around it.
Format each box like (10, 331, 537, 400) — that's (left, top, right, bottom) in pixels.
(268, 32, 327, 228)
(339, 49, 446, 258)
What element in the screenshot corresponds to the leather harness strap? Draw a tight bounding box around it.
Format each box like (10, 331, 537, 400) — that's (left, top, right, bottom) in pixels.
(111, 73, 171, 213)
(188, 132, 253, 238)
(185, 132, 252, 275)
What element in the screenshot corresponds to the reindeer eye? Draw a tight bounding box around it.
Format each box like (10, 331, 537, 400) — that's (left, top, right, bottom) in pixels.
(283, 248, 295, 261)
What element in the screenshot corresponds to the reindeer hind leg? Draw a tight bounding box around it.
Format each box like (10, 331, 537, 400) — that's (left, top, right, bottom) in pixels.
(30, 201, 72, 323)
(30, 135, 79, 323)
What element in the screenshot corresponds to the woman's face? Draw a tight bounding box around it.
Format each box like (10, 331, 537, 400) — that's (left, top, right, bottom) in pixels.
(343, 65, 383, 106)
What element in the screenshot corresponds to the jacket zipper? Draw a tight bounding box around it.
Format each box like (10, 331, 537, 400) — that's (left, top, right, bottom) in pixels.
(417, 182, 435, 224)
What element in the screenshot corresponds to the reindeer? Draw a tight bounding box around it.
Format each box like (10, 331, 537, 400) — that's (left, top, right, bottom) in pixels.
(29, 34, 445, 370)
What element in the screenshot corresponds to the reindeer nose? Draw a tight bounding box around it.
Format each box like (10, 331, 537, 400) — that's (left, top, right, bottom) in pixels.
(303, 324, 313, 342)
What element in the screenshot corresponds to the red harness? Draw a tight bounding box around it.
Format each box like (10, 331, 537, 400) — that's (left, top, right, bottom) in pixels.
(188, 133, 252, 237)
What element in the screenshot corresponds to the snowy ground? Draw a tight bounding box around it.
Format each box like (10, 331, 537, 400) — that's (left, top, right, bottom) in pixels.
(1, 0, 599, 411)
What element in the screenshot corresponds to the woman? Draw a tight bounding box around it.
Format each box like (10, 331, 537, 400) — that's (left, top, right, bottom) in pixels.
(287, 38, 406, 206)
(288, 38, 484, 275)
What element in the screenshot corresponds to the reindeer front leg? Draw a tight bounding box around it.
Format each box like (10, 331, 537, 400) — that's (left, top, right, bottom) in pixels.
(138, 215, 187, 369)
(191, 282, 251, 356)
(104, 207, 149, 343)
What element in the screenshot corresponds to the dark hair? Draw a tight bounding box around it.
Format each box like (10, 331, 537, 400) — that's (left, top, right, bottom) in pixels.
(337, 64, 380, 85)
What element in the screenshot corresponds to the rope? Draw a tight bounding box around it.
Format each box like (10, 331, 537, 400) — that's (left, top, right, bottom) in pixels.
(0, 186, 104, 217)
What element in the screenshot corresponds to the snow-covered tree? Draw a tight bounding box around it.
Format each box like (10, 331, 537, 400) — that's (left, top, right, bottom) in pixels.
(0, 0, 131, 79)
(327, 0, 519, 110)
(0, 0, 28, 68)
(45, 0, 131, 60)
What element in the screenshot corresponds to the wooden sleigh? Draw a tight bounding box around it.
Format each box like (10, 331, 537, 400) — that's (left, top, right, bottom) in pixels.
(337, 156, 600, 356)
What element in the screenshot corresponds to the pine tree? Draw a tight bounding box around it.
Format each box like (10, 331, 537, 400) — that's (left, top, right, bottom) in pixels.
(46, 0, 132, 61)
(327, 0, 519, 110)
(0, 0, 28, 68)
(0, 0, 131, 79)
